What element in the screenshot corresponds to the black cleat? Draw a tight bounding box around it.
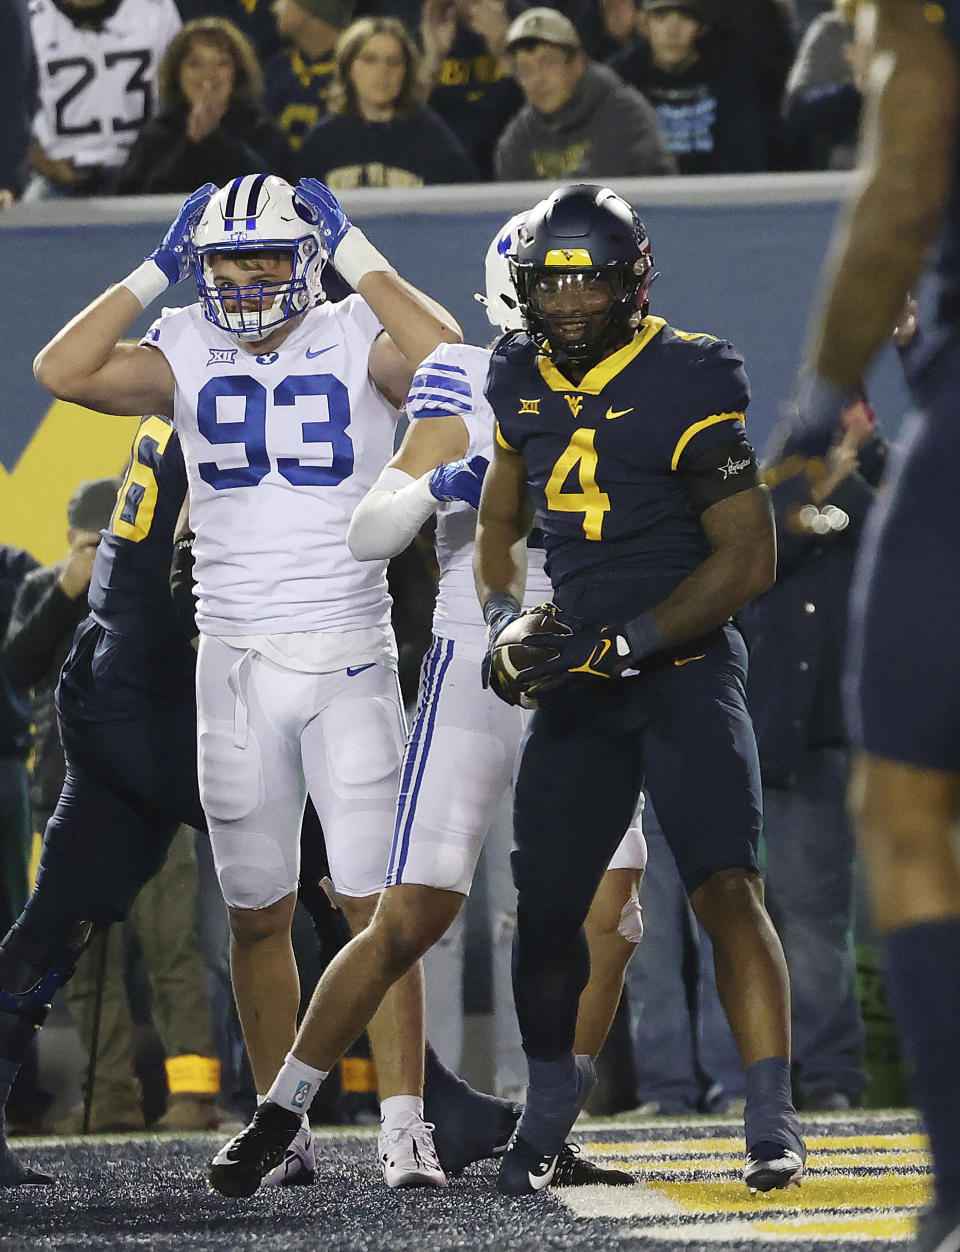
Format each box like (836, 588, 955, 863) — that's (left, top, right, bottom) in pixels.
(553, 1143, 636, 1187)
(496, 1133, 560, 1196)
(743, 1140, 806, 1194)
(208, 1101, 302, 1198)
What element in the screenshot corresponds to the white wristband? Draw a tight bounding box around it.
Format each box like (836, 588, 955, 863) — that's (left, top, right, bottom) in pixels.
(119, 259, 170, 310)
(333, 227, 397, 289)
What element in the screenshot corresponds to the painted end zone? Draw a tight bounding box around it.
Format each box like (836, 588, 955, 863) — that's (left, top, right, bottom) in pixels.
(559, 1112, 927, 1246)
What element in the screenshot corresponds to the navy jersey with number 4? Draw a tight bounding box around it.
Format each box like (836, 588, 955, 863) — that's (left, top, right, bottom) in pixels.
(488, 316, 757, 615)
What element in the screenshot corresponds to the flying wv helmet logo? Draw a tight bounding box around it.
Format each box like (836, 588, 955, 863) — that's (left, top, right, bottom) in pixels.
(565, 395, 584, 418)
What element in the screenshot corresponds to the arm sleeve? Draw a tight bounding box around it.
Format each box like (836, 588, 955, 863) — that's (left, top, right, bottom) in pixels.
(347, 467, 438, 561)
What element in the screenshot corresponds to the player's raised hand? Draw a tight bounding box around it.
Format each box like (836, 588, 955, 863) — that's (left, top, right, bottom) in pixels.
(149, 182, 217, 287)
(428, 455, 489, 509)
(295, 179, 352, 254)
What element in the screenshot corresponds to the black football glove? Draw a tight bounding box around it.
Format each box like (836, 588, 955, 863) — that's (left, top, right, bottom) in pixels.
(522, 612, 665, 695)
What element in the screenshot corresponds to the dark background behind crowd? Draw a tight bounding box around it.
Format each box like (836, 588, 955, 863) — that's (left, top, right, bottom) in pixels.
(1, 0, 862, 206)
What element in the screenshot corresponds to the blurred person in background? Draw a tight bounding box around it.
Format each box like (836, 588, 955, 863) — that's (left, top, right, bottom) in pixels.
(0, 0, 38, 209)
(265, 0, 355, 154)
(25, 0, 182, 198)
(494, 7, 676, 181)
(609, 0, 768, 173)
(297, 15, 475, 187)
(783, 2, 863, 170)
(742, 393, 887, 1113)
(115, 17, 289, 194)
(418, 0, 524, 180)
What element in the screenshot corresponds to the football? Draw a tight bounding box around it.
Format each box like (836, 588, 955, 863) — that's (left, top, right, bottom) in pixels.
(489, 605, 571, 708)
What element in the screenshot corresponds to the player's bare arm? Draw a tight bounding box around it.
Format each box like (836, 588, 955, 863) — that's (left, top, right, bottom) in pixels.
(474, 435, 534, 611)
(33, 294, 175, 417)
(33, 183, 218, 415)
(810, 0, 959, 387)
(646, 484, 775, 646)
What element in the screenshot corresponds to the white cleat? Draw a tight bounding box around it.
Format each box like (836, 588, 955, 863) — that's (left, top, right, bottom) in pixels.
(262, 1117, 316, 1188)
(378, 1119, 447, 1189)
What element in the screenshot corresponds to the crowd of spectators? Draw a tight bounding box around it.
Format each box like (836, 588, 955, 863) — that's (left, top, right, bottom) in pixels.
(0, 0, 860, 206)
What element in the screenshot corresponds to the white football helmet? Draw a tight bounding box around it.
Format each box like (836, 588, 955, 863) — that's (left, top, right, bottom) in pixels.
(475, 213, 527, 333)
(192, 174, 327, 341)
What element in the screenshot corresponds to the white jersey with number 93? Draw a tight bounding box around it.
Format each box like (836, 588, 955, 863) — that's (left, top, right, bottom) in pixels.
(143, 296, 399, 638)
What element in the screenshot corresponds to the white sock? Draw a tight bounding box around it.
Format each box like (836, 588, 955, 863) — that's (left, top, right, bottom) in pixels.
(266, 1053, 328, 1116)
(380, 1094, 424, 1131)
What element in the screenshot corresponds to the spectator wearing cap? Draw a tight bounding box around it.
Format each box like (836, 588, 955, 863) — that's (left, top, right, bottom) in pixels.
(610, 0, 767, 173)
(297, 15, 475, 186)
(494, 6, 675, 181)
(418, 0, 525, 181)
(264, 0, 355, 153)
(3, 478, 119, 839)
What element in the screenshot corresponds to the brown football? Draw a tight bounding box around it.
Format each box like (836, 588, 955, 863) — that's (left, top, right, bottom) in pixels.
(490, 606, 571, 708)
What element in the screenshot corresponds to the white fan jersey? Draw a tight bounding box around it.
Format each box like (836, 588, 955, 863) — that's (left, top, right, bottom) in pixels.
(143, 297, 399, 639)
(30, 0, 181, 169)
(406, 342, 551, 648)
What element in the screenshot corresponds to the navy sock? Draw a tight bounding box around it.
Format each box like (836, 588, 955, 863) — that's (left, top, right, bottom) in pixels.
(518, 1053, 594, 1156)
(884, 919, 960, 1205)
(744, 1056, 804, 1158)
(0, 1059, 18, 1110)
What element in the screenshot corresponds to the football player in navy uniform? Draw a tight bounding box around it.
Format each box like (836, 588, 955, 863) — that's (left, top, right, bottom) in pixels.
(789, 4, 960, 1247)
(474, 183, 805, 1195)
(0, 416, 202, 1186)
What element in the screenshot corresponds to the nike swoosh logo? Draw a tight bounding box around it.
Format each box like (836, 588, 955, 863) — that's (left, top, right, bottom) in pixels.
(306, 345, 334, 358)
(605, 406, 633, 420)
(570, 638, 612, 677)
(674, 654, 706, 667)
(346, 663, 376, 677)
(528, 1157, 558, 1190)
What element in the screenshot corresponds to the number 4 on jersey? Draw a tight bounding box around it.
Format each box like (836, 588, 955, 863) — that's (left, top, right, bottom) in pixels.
(544, 428, 611, 540)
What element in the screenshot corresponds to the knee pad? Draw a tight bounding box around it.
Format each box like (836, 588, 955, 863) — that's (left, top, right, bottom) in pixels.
(198, 717, 264, 823)
(212, 831, 295, 910)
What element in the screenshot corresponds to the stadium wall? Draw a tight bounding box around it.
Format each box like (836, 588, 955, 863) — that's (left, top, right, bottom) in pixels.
(0, 175, 912, 563)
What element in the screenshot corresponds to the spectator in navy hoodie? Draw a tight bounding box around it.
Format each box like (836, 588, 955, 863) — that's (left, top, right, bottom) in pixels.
(297, 15, 475, 187)
(610, 0, 767, 173)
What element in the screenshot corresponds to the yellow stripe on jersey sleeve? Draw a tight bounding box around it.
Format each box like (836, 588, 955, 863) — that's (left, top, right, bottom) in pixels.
(495, 422, 518, 452)
(670, 412, 745, 472)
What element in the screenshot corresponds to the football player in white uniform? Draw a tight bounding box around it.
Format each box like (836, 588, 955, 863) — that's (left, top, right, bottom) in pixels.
(204, 217, 648, 1197)
(33, 174, 462, 1190)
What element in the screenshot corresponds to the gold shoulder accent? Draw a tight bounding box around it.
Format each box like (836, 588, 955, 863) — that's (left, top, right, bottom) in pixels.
(670, 412, 745, 472)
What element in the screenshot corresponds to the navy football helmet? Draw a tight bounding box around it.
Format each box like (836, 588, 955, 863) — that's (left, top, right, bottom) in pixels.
(511, 184, 654, 366)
